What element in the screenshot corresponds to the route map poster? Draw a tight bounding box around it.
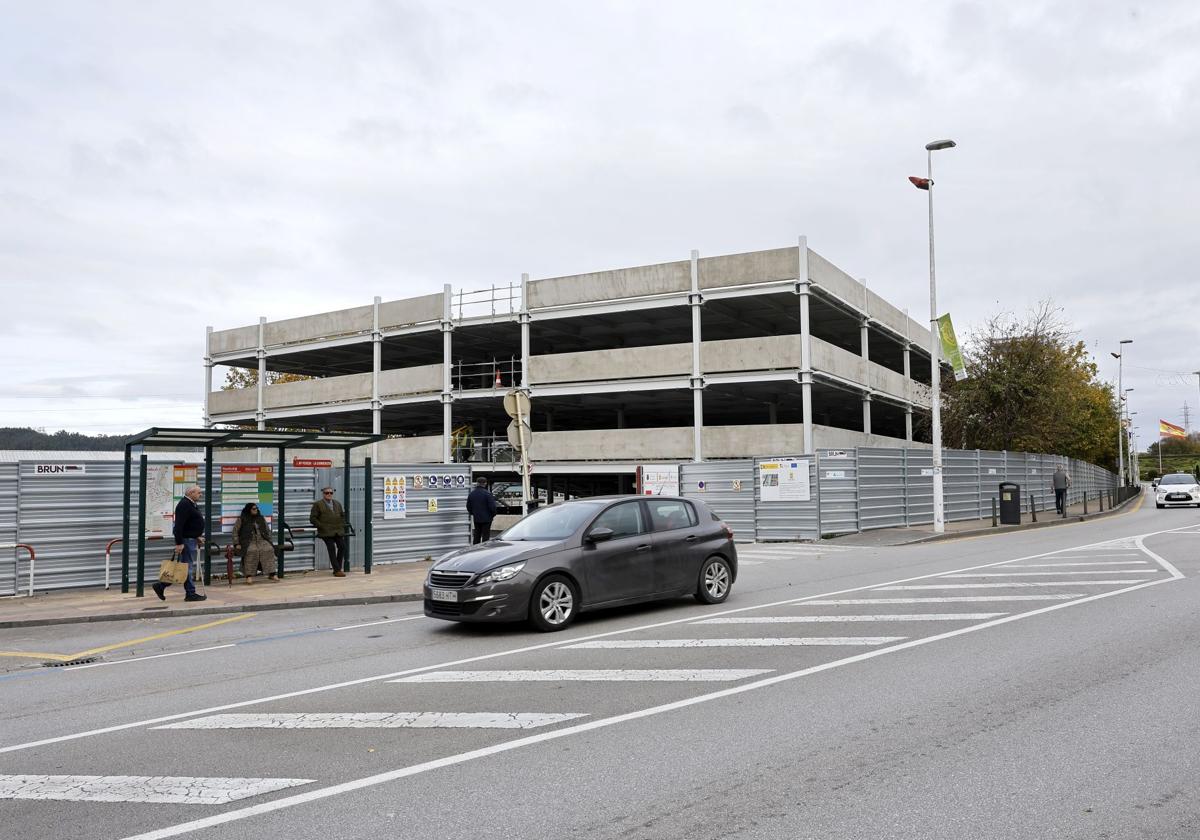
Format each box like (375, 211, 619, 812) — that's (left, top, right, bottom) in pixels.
(145, 464, 197, 534)
(220, 465, 274, 531)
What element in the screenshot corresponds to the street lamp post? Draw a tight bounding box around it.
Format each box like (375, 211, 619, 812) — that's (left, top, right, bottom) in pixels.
(1110, 340, 1132, 485)
(910, 138, 956, 533)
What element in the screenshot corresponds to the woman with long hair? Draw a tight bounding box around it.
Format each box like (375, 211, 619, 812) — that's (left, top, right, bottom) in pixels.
(232, 501, 277, 583)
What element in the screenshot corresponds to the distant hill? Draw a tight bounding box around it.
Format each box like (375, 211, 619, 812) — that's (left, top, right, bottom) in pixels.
(0, 427, 130, 451)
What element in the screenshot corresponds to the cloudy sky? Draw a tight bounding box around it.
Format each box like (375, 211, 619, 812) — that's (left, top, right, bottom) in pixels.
(3, 1, 1198, 453)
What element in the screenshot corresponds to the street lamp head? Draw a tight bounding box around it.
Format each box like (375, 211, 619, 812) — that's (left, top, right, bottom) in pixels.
(1119, 339, 1133, 344)
(925, 139, 956, 151)
(1110, 352, 1121, 359)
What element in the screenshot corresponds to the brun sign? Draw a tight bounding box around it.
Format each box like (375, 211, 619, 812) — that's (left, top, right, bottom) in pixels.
(34, 464, 86, 475)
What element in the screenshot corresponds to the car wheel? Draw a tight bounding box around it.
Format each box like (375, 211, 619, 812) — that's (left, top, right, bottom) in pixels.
(695, 556, 733, 605)
(528, 575, 578, 632)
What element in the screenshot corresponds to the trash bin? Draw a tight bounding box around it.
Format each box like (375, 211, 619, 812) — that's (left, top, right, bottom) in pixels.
(998, 481, 1021, 525)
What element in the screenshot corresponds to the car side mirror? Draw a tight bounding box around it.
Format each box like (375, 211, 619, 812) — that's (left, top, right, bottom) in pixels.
(587, 526, 615, 543)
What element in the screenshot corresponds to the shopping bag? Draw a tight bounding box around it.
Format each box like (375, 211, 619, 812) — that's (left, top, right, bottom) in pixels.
(158, 557, 190, 584)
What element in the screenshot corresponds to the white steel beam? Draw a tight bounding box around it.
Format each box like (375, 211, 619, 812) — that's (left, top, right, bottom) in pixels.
(690, 249, 703, 462)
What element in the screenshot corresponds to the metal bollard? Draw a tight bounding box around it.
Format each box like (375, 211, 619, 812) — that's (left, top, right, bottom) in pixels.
(991, 497, 998, 527)
(1083, 493, 1088, 515)
(1030, 493, 1037, 523)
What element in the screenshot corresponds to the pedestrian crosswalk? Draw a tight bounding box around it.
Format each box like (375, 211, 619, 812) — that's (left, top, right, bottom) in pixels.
(565, 637, 905, 648)
(391, 669, 774, 683)
(158, 712, 588, 730)
(695, 614, 1007, 623)
(0, 774, 313, 804)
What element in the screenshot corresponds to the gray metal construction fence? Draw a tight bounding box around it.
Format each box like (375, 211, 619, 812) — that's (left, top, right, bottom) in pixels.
(0, 448, 1119, 596)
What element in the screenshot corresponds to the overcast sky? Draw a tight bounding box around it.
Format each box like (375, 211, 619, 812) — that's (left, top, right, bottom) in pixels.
(3, 1, 1198, 454)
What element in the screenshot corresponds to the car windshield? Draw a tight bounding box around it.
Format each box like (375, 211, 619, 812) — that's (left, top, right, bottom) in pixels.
(501, 502, 604, 541)
(1159, 474, 1195, 485)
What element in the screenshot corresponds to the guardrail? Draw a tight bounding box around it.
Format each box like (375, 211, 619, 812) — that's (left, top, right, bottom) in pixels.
(2, 543, 36, 597)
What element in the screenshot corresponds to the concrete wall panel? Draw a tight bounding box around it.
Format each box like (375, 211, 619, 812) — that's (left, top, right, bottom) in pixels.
(379, 364, 443, 397)
(264, 372, 372, 409)
(210, 325, 259, 356)
(379, 293, 443, 329)
(704, 423, 804, 458)
(376, 436, 444, 463)
(263, 305, 374, 347)
(528, 262, 691, 308)
(813, 424, 929, 450)
(208, 388, 257, 415)
(529, 343, 691, 384)
(532, 426, 694, 461)
(698, 247, 799, 289)
(701, 335, 802, 373)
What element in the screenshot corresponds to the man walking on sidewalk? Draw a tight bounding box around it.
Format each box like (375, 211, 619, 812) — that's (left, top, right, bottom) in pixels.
(466, 477, 498, 544)
(1053, 465, 1072, 515)
(154, 485, 207, 602)
(310, 486, 348, 576)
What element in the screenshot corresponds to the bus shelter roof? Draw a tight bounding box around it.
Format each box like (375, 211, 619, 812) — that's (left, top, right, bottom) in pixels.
(125, 427, 387, 451)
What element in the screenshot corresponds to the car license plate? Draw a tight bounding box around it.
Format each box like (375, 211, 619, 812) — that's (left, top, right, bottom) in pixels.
(431, 588, 458, 602)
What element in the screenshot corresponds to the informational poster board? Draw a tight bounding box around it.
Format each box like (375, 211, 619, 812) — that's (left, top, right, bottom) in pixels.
(383, 475, 407, 520)
(638, 464, 680, 496)
(220, 465, 274, 531)
(759, 458, 811, 502)
(146, 464, 196, 534)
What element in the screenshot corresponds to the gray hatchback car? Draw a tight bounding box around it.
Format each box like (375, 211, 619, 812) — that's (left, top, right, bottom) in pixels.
(424, 495, 738, 631)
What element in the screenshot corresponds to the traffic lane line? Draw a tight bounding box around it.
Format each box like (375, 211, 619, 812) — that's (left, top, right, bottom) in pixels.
(113, 571, 1183, 840)
(3, 523, 1190, 756)
(0, 614, 254, 664)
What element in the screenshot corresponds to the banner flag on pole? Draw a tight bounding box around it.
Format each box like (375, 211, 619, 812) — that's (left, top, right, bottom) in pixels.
(1159, 419, 1186, 439)
(935, 313, 968, 381)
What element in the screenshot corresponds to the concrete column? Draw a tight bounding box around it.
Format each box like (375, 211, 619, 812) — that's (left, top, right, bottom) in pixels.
(689, 249, 703, 462)
(860, 319, 869, 361)
(545, 409, 555, 432)
(768, 401, 778, 424)
(372, 296, 382, 461)
(862, 393, 872, 435)
(203, 326, 213, 429)
(441, 284, 453, 464)
(903, 342, 911, 379)
(798, 235, 813, 455)
(616, 407, 626, 429)
(905, 405, 913, 442)
(256, 316, 266, 431)
(520, 273, 530, 389)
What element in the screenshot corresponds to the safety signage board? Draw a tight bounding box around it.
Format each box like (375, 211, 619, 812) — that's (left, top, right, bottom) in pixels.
(638, 464, 680, 496)
(758, 458, 811, 502)
(383, 475, 407, 520)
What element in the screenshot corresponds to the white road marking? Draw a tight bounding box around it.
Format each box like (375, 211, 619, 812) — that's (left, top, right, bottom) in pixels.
(694, 614, 1007, 624)
(156, 712, 586, 730)
(392, 669, 773, 683)
(10, 524, 1189, 759)
(739, 560, 765, 565)
(1004, 561, 1149, 567)
(565, 638, 905, 648)
(0, 775, 312, 805)
(876, 580, 1149, 590)
(804, 595, 1083, 604)
(62, 645, 237, 671)
(332, 616, 424, 631)
(116, 567, 1185, 840)
(942, 570, 1150, 577)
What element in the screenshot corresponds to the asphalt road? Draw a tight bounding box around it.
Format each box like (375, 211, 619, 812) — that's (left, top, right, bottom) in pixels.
(2, 499, 1199, 840)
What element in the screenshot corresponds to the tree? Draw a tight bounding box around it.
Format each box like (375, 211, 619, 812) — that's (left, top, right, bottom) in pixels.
(940, 302, 1120, 470)
(221, 368, 312, 390)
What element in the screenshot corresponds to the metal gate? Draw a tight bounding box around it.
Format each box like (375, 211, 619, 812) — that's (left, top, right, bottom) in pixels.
(817, 449, 858, 535)
(680, 460, 756, 542)
(754, 457, 819, 542)
(904, 449, 934, 525)
(857, 448, 906, 530)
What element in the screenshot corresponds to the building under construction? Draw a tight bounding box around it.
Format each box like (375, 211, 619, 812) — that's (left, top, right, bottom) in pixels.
(204, 239, 938, 497)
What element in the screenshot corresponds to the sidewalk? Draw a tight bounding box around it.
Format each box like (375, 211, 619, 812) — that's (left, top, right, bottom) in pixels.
(0, 492, 1141, 629)
(0, 561, 433, 629)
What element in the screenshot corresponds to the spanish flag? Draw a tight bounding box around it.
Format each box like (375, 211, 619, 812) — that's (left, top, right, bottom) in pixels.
(1160, 419, 1187, 439)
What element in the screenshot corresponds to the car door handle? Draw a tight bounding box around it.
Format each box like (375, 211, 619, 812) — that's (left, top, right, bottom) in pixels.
(636, 544, 652, 552)
(684, 535, 698, 542)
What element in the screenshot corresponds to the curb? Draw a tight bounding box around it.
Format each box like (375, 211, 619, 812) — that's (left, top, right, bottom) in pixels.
(0, 593, 424, 630)
(895, 492, 1143, 545)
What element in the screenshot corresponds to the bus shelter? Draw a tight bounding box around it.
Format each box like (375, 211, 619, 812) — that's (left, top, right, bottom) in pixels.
(122, 427, 386, 597)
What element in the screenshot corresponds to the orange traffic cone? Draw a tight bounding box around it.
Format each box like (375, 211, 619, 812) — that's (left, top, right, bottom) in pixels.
(494, 369, 502, 388)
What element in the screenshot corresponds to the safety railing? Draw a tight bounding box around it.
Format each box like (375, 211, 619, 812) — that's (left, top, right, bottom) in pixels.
(452, 434, 519, 464)
(452, 283, 520, 321)
(452, 357, 521, 392)
(3, 543, 36, 598)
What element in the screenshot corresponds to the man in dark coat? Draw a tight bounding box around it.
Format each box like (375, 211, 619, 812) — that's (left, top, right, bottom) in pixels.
(310, 486, 348, 576)
(466, 477, 498, 544)
(154, 484, 207, 602)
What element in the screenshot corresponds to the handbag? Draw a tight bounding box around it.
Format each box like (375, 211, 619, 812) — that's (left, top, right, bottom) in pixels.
(158, 557, 190, 585)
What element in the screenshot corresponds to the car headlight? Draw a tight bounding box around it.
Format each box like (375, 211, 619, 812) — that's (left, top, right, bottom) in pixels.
(474, 562, 526, 585)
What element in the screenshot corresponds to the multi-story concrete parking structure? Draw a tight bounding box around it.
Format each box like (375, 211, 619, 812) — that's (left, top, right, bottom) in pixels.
(205, 238, 939, 495)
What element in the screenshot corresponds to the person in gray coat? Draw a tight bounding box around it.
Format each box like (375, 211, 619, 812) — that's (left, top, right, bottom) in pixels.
(1053, 466, 1072, 514)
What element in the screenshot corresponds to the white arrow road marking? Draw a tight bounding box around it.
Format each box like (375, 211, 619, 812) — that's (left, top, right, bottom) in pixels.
(942, 570, 1150, 577)
(391, 669, 773, 683)
(803, 595, 1083, 604)
(565, 637, 905, 648)
(0, 775, 313, 805)
(877, 580, 1149, 590)
(694, 614, 1007, 624)
(156, 712, 587, 730)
